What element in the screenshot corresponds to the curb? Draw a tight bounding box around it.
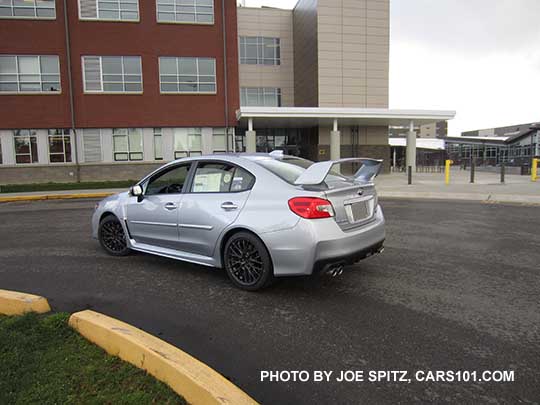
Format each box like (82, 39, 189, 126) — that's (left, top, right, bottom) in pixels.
(0, 192, 115, 203)
(378, 192, 540, 206)
(69, 310, 258, 405)
(0, 289, 51, 316)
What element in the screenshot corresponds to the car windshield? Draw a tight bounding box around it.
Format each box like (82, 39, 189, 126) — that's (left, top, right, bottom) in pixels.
(254, 157, 347, 184)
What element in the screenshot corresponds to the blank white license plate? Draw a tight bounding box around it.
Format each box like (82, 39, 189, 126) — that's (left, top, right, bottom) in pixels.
(350, 201, 369, 222)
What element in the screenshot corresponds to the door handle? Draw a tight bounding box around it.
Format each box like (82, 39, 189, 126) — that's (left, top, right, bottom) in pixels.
(164, 202, 178, 210)
(221, 202, 238, 211)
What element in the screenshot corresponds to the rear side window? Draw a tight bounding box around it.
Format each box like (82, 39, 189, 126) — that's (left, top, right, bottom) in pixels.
(191, 162, 255, 193)
(254, 157, 311, 184)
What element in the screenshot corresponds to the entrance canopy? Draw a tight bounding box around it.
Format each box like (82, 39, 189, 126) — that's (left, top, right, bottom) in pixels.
(236, 107, 456, 128)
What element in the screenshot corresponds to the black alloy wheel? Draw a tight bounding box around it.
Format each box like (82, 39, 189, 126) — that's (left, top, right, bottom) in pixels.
(224, 232, 274, 291)
(98, 215, 130, 256)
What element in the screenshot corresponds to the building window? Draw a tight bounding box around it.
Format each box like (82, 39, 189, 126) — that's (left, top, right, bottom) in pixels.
(174, 128, 202, 159)
(239, 36, 280, 65)
(82, 56, 142, 93)
(0, 55, 61, 93)
(154, 128, 163, 160)
(240, 87, 281, 107)
(159, 57, 216, 94)
(48, 129, 72, 163)
(13, 129, 38, 164)
(0, 0, 55, 19)
(83, 129, 102, 162)
(212, 128, 227, 153)
(78, 0, 139, 21)
(112, 128, 143, 161)
(156, 0, 214, 24)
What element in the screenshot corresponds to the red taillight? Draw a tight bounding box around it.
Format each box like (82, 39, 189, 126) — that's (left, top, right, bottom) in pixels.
(288, 197, 335, 219)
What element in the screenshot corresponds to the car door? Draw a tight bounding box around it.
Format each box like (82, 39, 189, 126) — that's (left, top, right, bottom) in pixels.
(125, 162, 193, 250)
(177, 161, 255, 257)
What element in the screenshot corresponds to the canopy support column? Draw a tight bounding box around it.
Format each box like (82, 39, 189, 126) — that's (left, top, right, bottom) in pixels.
(246, 118, 256, 153)
(406, 119, 417, 172)
(330, 119, 341, 160)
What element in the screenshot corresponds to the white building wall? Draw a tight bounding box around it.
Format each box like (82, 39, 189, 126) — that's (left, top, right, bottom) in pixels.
(142, 128, 154, 161)
(36, 130, 48, 165)
(0, 130, 15, 165)
(237, 7, 295, 107)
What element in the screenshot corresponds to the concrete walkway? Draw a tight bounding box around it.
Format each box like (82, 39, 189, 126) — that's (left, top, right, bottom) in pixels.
(1, 169, 539, 204)
(376, 169, 540, 204)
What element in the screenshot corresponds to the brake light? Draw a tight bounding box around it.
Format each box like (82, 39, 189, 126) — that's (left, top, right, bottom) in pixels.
(288, 197, 335, 219)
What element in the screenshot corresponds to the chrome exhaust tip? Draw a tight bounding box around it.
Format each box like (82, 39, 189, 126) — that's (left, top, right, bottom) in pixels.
(326, 264, 344, 277)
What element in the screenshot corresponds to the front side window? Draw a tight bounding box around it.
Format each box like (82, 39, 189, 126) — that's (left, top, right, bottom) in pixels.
(159, 57, 216, 94)
(174, 128, 202, 159)
(240, 87, 281, 107)
(112, 128, 143, 161)
(239, 36, 280, 66)
(156, 0, 214, 24)
(0, 0, 55, 19)
(192, 163, 255, 193)
(78, 0, 139, 21)
(48, 129, 72, 163)
(13, 129, 38, 164)
(145, 164, 191, 195)
(0, 55, 60, 93)
(83, 56, 142, 93)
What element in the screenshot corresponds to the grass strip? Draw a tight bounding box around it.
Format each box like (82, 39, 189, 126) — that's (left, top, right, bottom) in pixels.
(0, 312, 186, 405)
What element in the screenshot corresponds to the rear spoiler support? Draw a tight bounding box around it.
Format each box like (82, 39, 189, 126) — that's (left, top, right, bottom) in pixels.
(294, 158, 383, 186)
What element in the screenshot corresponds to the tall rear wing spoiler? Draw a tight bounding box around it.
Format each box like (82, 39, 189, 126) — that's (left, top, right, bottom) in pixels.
(294, 158, 383, 186)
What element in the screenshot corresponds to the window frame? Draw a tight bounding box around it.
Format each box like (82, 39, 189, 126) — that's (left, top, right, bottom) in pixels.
(239, 36, 281, 66)
(78, 0, 140, 22)
(143, 162, 194, 196)
(173, 128, 202, 159)
(0, 0, 56, 20)
(189, 160, 256, 194)
(48, 129, 72, 164)
(153, 128, 164, 161)
(82, 55, 143, 94)
(112, 128, 144, 162)
(159, 57, 216, 94)
(0, 55, 61, 94)
(240, 87, 281, 107)
(13, 129, 39, 165)
(156, 0, 214, 25)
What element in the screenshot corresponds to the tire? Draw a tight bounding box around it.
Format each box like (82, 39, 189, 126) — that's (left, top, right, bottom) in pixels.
(98, 215, 131, 256)
(223, 231, 274, 291)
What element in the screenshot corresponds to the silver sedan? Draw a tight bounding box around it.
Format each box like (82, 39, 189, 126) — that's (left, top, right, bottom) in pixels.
(92, 152, 385, 291)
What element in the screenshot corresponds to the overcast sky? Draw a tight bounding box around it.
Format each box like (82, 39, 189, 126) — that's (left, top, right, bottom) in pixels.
(238, 0, 540, 135)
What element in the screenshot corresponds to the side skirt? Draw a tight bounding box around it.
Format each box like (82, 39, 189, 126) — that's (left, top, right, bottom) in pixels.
(129, 240, 219, 269)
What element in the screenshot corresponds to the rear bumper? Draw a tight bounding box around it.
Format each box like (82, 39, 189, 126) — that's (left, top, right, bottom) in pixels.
(312, 240, 384, 275)
(260, 205, 385, 276)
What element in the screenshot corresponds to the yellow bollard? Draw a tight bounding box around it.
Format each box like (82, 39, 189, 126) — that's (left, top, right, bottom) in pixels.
(532, 158, 538, 182)
(445, 160, 453, 185)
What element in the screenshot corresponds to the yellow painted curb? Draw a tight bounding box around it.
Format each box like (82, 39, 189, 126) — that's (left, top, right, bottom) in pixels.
(0, 289, 51, 316)
(0, 192, 115, 203)
(69, 310, 259, 405)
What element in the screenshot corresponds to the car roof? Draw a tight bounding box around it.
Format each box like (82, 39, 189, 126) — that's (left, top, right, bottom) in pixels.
(170, 152, 307, 164)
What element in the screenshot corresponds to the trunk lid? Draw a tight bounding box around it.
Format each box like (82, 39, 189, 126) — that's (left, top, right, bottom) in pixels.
(323, 179, 378, 231)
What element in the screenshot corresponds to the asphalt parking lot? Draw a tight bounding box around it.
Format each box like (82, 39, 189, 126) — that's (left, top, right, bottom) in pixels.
(1, 198, 539, 404)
